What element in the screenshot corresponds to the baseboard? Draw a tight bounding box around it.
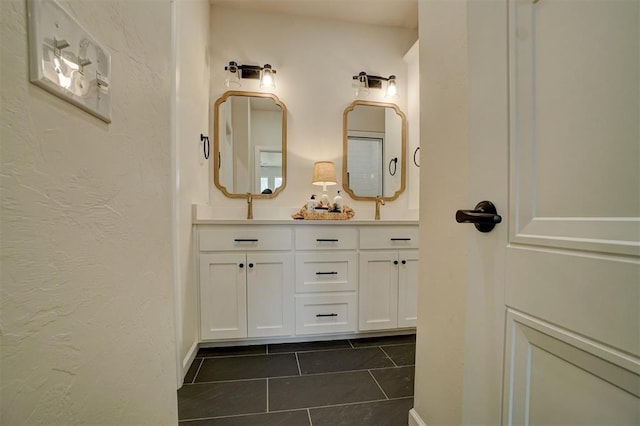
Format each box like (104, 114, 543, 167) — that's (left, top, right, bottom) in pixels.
(409, 408, 427, 426)
(181, 340, 199, 382)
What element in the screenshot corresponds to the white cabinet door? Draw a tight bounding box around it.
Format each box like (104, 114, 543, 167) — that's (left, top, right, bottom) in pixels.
(246, 252, 294, 338)
(359, 251, 399, 331)
(199, 253, 247, 340)
(397, 250, 419, 328)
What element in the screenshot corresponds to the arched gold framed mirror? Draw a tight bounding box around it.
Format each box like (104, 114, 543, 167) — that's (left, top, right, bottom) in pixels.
(342, 100, 407, 201)
(213, 91, 287, 199)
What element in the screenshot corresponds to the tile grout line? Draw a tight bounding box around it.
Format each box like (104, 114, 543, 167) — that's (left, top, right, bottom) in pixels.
(368, 369, 390, 400)
(179, 397, 416, 423)
(197, 345, 364, 359)
(196, 351, 271, 360)
(295, 352, 302, 375)
(186, 364, 410, 385)
(266, 377, 269, 413)
(275, 396, 412, 414)
(196, 339, 415, 359)
(379, 346, 399, 368)
(307, 408, 313, 426)
(191, 358, 204, 384)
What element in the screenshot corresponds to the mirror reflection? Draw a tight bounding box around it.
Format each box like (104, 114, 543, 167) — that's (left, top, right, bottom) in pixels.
(343, 100, 406, 200)
(214, 91, 287, 198)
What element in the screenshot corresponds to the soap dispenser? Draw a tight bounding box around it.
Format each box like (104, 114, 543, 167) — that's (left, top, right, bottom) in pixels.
(306, 195, 317, 212)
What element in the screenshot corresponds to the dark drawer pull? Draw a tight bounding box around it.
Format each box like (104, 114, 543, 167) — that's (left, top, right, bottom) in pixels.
(316, 271, 338, 275)
(316, 313, 338, 318)
(316, 238, 339, 242)
(234, 239, 258, 242)
(390, 238, 411, 241)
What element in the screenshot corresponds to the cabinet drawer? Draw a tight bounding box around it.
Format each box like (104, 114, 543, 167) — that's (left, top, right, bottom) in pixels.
(295, 293, 357, 335)
(199, 226, 292, 251)
(295, 227, 358, 250)
(359, 226, 419, 249)
(295, 252, 357, 293)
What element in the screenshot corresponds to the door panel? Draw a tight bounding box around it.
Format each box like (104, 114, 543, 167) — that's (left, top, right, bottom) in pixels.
(506, 247, 639, 355)
(246, 252, 293, 338)
(509, 0, 639, 256)
(398, 250, 419, 328)
(504, 0, 640, 422)
(504, 311, 640, 425)
(199, 253, 247, 340)
(359, 251, 399, 331)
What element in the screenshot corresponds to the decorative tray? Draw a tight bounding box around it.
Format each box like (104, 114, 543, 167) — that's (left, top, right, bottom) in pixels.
(291, 205, 355, 220)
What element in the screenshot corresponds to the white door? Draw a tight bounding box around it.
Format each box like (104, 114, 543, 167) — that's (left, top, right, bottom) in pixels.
(359, 251, 399, 331)
(246, 252, 294, 338)
(199, 253, 247, 340)
(464, 0, 640, 424)
(397, 250, 419, 328)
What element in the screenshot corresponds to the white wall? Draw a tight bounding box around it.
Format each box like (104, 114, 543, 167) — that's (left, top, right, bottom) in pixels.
(403, 41, 420, 211)
(206, 6, 418, 220)
(1, 0, 178, 424)
(175, 0, 211, 382)
(412, 0, 469, 425)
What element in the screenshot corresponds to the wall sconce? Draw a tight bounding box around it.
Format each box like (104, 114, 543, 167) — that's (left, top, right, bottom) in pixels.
(225, 61, 277, 89)
(352, 72, 398, 98)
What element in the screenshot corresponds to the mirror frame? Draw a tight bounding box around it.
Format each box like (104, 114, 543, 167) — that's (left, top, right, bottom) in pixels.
(213, 90, 287, 199)
(342, 100, 407, 201)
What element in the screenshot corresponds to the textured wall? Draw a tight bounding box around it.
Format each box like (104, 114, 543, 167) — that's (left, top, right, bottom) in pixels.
(1, 0, 178, 423)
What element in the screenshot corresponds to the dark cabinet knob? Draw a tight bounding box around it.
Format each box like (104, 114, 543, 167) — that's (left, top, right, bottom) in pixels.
(393, 260, 399, 265)
(248, 263, 254, 268)
(239, 263, 244, 268)
(401, 260, 406, 265)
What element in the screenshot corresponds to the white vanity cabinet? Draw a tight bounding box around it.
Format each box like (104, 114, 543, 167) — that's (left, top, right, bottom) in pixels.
(294, 226, 358, 335)
(198, 226, 294, 340)
(358, 226, 419, 331)
(195, 221, 418, 343)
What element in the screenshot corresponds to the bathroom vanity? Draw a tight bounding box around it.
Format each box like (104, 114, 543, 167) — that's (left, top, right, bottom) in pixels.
(196, 92, 418, 345)
(195, 220, 418, 344)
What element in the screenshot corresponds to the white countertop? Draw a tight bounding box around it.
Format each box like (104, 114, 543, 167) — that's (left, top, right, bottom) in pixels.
(193, 219, 419, 226)
(192, 204, 419, 225)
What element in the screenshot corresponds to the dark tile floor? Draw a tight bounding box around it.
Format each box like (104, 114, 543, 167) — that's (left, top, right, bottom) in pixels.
(178, 334, 416, 425)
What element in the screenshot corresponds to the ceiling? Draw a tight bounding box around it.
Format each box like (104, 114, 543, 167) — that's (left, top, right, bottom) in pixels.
(209, 0, 419, 30)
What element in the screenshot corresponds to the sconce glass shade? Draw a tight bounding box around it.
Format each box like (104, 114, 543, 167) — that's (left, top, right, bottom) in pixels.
(353, 71, 369, 97)
(260, 64, 276, 89)
(225, 61, 241, 88)
(312, 161, 337, 192)
(386, 75, 398, 98)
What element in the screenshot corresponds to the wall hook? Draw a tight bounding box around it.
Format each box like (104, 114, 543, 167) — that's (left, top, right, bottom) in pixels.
(201, 134, 210, 160)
